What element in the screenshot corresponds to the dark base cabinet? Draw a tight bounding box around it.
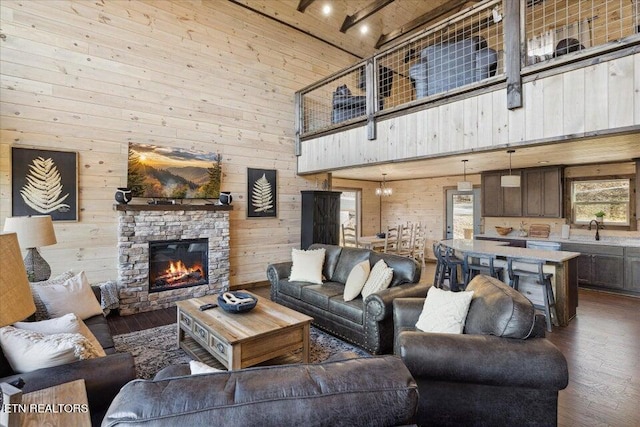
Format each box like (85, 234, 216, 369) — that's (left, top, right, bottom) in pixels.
(301, 191, 341, 250)
(562, 242, 637, 295)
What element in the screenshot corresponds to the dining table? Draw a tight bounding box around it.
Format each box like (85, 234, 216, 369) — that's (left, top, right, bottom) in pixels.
(358, 235, 386, 250)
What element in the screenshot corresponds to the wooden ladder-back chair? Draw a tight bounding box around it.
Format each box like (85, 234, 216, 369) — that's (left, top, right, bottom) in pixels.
(341, 224, 359, 248)
(412, 222, 427, 268)
(383, 226, 399, 254)
(397, 223, 414, 257)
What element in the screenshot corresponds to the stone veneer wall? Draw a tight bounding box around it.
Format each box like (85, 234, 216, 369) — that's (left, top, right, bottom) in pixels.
(117, 208, 230, 315)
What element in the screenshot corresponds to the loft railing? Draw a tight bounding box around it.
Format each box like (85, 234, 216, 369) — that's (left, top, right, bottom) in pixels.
(295, 0, 639, 146)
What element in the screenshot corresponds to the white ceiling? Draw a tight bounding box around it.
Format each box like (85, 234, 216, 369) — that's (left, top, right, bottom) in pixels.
(327, 132, 640, 182)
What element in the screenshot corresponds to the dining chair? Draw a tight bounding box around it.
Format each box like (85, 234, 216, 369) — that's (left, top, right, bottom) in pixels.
(433, 242, 464, 291)
(396, 223, 414, 257)
(383, 226, 399, 253)
(411, 222, 427, 268)
(341, 224, 359, 248)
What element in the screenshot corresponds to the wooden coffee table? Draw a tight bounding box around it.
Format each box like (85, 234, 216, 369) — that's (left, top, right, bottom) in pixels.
(176, 291, 313, 370)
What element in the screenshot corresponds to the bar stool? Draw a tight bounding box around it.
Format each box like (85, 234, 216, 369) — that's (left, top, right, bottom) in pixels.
(507, 257, 558, 332)
(462, 252, 504, 287)
(433, 243, 464, 291)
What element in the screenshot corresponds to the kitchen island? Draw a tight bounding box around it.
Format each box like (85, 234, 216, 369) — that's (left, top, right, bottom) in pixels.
(441, 239, 581, 326)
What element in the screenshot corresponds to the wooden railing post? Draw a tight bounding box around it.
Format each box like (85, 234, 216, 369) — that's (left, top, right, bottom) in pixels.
(365, 59, 377, 140)
(504, 0, 522, 109)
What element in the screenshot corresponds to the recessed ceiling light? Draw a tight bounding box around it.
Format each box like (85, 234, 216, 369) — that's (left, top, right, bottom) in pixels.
(538, 160, 549, 164)
(322, 4, 331, 15)
(360, 25, 369, 35)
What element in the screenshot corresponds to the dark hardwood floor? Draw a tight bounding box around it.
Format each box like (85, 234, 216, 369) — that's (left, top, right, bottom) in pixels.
(107, 286, 639, 427)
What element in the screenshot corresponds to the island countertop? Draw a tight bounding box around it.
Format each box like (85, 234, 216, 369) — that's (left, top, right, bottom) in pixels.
(441, 239, 581, 263)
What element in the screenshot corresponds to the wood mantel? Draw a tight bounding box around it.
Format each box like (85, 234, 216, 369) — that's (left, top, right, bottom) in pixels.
(114, 204, 232, 212)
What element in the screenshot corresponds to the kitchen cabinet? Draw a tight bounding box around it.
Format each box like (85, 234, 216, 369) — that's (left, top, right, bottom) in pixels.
(481, 170, 522, 217)
(522, 167, 563, 218)
(561, 243, 625, 290)
(301, 191, 341, 250)
(624, 247, 640, 293)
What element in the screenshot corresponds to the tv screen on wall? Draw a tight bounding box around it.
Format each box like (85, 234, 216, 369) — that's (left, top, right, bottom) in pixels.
(127, 143, 221, 199)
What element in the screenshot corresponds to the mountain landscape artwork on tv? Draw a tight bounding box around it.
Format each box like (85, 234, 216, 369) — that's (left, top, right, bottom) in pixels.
(127, 143, 221, 199)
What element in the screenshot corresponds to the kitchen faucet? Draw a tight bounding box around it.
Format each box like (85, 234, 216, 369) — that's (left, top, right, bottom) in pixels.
(588, 219, 604, 241)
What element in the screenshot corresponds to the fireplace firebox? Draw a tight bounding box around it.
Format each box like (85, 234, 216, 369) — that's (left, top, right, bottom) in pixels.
(149, 238, 208, 293)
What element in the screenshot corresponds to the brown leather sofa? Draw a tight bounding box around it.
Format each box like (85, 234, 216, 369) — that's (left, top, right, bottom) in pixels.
(0, 287, 136, 426)
(267, 244, 425, 354)
(101, 355, 418, 427)
(394, 275, 568, 426)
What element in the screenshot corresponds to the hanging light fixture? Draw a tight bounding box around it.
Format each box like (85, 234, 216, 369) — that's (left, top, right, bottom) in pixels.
(375, 173, 392, 197)
(457, 160, 473, 191)
(501, 149, 521, 187)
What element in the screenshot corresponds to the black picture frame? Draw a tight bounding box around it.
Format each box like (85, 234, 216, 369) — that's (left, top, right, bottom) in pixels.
(11, 147, 78, 221)
(247, 168, 277, 218)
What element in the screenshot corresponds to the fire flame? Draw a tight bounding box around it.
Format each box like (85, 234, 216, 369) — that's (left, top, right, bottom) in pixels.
(166, 260, 201, 276)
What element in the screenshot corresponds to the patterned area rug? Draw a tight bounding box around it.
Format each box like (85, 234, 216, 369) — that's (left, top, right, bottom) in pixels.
(113, 324, 369, 379)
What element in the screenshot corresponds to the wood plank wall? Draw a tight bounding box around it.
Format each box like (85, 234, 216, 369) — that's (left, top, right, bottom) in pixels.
(0, 0, 354, 285)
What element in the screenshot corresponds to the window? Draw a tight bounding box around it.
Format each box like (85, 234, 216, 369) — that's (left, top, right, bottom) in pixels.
(571, 178, 631, 225)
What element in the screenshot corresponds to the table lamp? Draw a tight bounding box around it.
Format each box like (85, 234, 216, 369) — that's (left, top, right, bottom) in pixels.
(0, 232, 36, 327)
(3, 215, 57, 282)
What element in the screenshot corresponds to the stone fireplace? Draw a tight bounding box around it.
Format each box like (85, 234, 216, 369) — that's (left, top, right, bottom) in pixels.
(116, 204, 231, 315)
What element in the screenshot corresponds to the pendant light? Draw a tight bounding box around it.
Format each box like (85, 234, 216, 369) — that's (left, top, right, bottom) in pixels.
(375, 173, 392, 197)
(501, 149, 521, 187)
(457, 160, 473, 191)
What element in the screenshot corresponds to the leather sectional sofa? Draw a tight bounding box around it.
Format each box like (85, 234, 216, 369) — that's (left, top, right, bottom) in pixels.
(267, 244, 425, 354)
(409, 36, 498, 99)
(0, 287, 136, 426)
(101, 354, 418, 427)
(394, 275, 569, 426)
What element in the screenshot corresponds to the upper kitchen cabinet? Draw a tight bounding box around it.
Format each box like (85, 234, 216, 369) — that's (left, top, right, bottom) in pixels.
(481, 170, 523, 217)
(523, 167, 563, 218)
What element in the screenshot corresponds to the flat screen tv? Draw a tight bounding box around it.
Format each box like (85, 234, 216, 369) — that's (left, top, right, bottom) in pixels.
(127, 143, 221, 199)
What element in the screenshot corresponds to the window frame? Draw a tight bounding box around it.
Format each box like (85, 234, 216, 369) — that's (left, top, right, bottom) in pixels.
(565, 174, 636, 231)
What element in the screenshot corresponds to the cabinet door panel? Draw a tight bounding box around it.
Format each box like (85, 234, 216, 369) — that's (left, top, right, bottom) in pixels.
(576, 254, 592, 286)
(523, 169, 542, 217)
(592, 255, 624, 289)
(542, 168, 562, 217)
(624, 257, 640, 292)
(482, 172, 503, 216)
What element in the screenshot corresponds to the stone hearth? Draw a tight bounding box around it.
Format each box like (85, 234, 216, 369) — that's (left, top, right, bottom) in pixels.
(116, 204, 231, 315)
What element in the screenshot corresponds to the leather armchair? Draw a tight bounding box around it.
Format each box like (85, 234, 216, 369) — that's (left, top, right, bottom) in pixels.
(393, 275, 568, 426)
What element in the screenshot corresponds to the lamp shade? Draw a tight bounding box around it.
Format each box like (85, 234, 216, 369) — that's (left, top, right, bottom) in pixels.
(3, 215, 57, 249)
(0, 233, 36, 327)
(501, 175, 521, 187)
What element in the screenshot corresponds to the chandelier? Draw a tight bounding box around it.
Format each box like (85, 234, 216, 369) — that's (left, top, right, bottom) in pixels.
(375, 173, 392, 197)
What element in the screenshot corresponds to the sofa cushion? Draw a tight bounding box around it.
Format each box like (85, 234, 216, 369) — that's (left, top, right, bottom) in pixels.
(361, 259, 393, 299)
(289, 248, 325, 284)
(332, 247, 371, 284)
(32, 271, 103, 320)
(83, 315, 116, 353)
(308, 244, 343, 282)
(30, 271, 75, 321)
(465, 275, 536, 339)
(300, 282, 345, 310)
(277, 279, 313, 300)
(328, 296, 364, 325)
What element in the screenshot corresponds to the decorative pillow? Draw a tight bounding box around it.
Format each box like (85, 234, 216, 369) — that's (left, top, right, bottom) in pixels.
(343, 260, 370, 302)
(31, 271, 103, 320)
(415, 287, 474, 334)
(14, 313, 106, 357)
(361, 259, 393, 300)
(0, 326, 101, 373)
(289, 248, 326, 284)
(30, 271, 75, 321)
(189, 360, 221, 375)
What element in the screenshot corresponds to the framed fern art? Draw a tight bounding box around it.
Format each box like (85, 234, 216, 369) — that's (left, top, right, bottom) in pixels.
(247, 168, 277, 218)
(11, 147, 78, 221)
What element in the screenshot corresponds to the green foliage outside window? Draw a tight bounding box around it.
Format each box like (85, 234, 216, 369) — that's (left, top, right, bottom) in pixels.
(572, 179, 630, 225)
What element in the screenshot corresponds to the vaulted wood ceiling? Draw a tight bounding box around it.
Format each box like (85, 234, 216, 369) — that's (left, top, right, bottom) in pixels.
(232, 0, 481, 59)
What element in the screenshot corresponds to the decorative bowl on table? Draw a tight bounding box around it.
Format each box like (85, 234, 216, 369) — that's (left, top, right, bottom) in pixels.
(376, 232, 386, 238)
(218, 291, 258, 313)
(495, 226, 513, 236)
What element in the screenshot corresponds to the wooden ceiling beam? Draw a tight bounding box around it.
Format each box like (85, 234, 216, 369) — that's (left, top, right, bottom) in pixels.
(297, 0, 316, 13)
(375, 0, 478, 48)
(340, 0, 395, 33)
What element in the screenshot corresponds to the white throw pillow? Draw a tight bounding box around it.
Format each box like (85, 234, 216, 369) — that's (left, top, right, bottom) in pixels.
(360, 259, 393, 300)
(14, 313, 106, 357)
(30, 271, 75, 320)
(0, 326, 101, 373)
(31, 271, 103, 320)
(189, 360, 221, 375)
(415, 287, 475, 334)
(289, 248, 326, 284)
(343, 260, 370, 302)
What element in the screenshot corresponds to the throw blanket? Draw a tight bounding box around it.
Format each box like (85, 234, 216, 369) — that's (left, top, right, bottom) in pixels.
(99, 280, 120, 315)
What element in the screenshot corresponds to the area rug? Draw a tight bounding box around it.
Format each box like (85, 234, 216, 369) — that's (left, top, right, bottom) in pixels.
(113, 324, 369, 379)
